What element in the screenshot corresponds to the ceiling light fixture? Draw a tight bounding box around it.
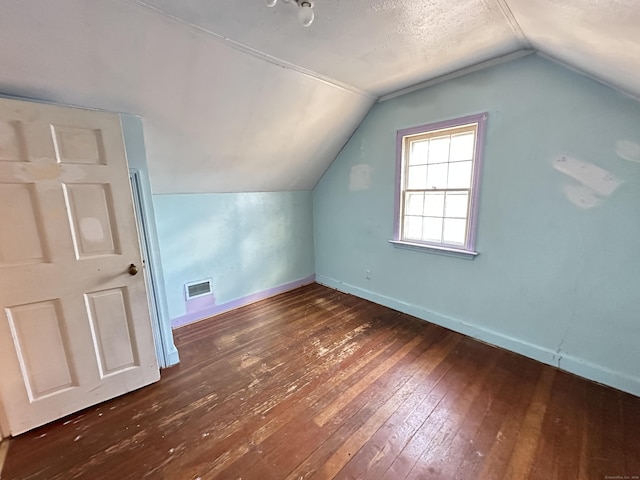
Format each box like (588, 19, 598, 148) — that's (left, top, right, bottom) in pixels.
(266, 0, 315, 27)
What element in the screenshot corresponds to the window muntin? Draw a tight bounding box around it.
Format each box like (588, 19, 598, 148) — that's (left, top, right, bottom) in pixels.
(394, 114, 486, 254)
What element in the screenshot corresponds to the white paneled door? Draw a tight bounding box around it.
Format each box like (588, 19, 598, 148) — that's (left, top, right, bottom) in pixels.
(0, 98, 159, 435)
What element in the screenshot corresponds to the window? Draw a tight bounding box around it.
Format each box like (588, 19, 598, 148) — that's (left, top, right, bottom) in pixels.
(392, 113, 487, 257)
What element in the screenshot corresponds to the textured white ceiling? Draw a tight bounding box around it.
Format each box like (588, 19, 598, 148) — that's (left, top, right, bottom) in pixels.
(507, 0, 640, 98)
(138, 0, 523, 95)
(0, 0, 637, 193)
(0, 0, 373, 193)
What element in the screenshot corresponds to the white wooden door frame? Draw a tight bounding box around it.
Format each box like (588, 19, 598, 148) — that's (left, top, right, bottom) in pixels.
(120, 114, 179, 368)
(129, 170, 168, 367)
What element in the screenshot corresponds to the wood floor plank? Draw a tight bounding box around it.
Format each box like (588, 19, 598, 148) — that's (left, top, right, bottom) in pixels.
(298, 330, 452, 479)
(332, 332, 461, 480)
(380, 339, 499, 479)
(529, 370, 586, 480)
(452, 353, 538, 480)
(599, 392, 630, 480)
(401, 346, 505, 479)
(151, 300, 404, 476)
(473, 358, 544, 480)
(313, 336, 423, 428)
(214, 317, 409, 476)
(501, 367, 556, 479)
(621, 392, 640, 476)
(2, 284, 639, 480)
(427, 350, 514, 480)
(264, 325, 433, 479)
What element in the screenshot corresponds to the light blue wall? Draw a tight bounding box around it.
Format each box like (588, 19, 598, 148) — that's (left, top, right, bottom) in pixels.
(154, 191, 315, 324)
(313, 55, 640, 396)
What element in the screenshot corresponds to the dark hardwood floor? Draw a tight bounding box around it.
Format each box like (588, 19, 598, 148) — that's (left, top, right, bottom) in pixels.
(2, 284, 639, 479)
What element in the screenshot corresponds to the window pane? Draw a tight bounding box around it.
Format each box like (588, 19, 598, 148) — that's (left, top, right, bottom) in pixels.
(423, 217, 443, 243)
(405, 192, 424, 216)
(447, 161, 472, 189)
(409, 140, 429, 165)
(407, 165, 427, 189)
(424, 192, 445, 217)
(444, 192, 469, 218)
(443, 218, 467, 245)
(398, 116, 484, 251)
(450, 133, 475, 162)
(428, 136, 450, 164)
(426, 163, 448, 189)
(403, 216, 423, 241)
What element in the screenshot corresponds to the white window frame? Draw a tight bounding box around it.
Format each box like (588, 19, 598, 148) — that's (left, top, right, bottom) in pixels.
(391, 113, 487, 258)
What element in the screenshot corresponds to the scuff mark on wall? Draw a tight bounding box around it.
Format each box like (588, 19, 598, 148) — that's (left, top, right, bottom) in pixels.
(616, 140, 640, 163)
(552, 155, 621, 208)
(349, 164, 371, 191)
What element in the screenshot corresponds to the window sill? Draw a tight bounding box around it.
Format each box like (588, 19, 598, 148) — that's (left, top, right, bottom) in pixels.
(389, 240, 478, 260)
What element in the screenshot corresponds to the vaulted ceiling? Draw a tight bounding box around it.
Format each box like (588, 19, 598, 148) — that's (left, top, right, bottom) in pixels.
(0, 0, 638, 193)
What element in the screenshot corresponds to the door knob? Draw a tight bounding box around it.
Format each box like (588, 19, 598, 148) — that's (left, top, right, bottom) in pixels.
(128, 263, 139, 276)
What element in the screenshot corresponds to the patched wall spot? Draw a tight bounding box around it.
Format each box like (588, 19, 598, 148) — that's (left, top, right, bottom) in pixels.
(349, 164, 371, 191)
(616, 140, 640, 163)
(552, 155, 621, 208)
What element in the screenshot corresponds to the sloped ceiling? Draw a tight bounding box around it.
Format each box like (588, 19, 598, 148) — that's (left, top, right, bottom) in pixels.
(507, 0, 640, 97)
(0, 0, 638, 193)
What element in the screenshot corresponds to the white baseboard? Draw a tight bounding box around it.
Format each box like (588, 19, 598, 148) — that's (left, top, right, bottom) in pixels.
(316, 275, 640, 397)
(165, 345, 180, 367)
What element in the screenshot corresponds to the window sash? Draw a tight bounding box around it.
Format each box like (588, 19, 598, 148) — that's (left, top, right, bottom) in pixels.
(397, 117, 484, 252)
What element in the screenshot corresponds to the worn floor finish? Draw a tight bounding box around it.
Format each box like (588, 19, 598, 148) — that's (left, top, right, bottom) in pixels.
(2, 284, 639, 479)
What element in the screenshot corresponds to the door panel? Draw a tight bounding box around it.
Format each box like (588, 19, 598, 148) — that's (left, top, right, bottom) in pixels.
(0, 98, 159, 435)
(0, 183, 46, 266)
(63, 183, 119, 258)
(85, 287, 138, 377)
(0, 120, 27, 162)
(52, 125, 105, 165)
(5, 299, 75, 401)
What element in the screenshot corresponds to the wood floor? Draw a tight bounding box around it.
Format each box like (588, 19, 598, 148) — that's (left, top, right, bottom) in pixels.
(2, 284, 639, 480)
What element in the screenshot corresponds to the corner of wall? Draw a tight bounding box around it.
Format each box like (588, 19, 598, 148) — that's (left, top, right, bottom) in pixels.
(316, 275, 640, 398)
